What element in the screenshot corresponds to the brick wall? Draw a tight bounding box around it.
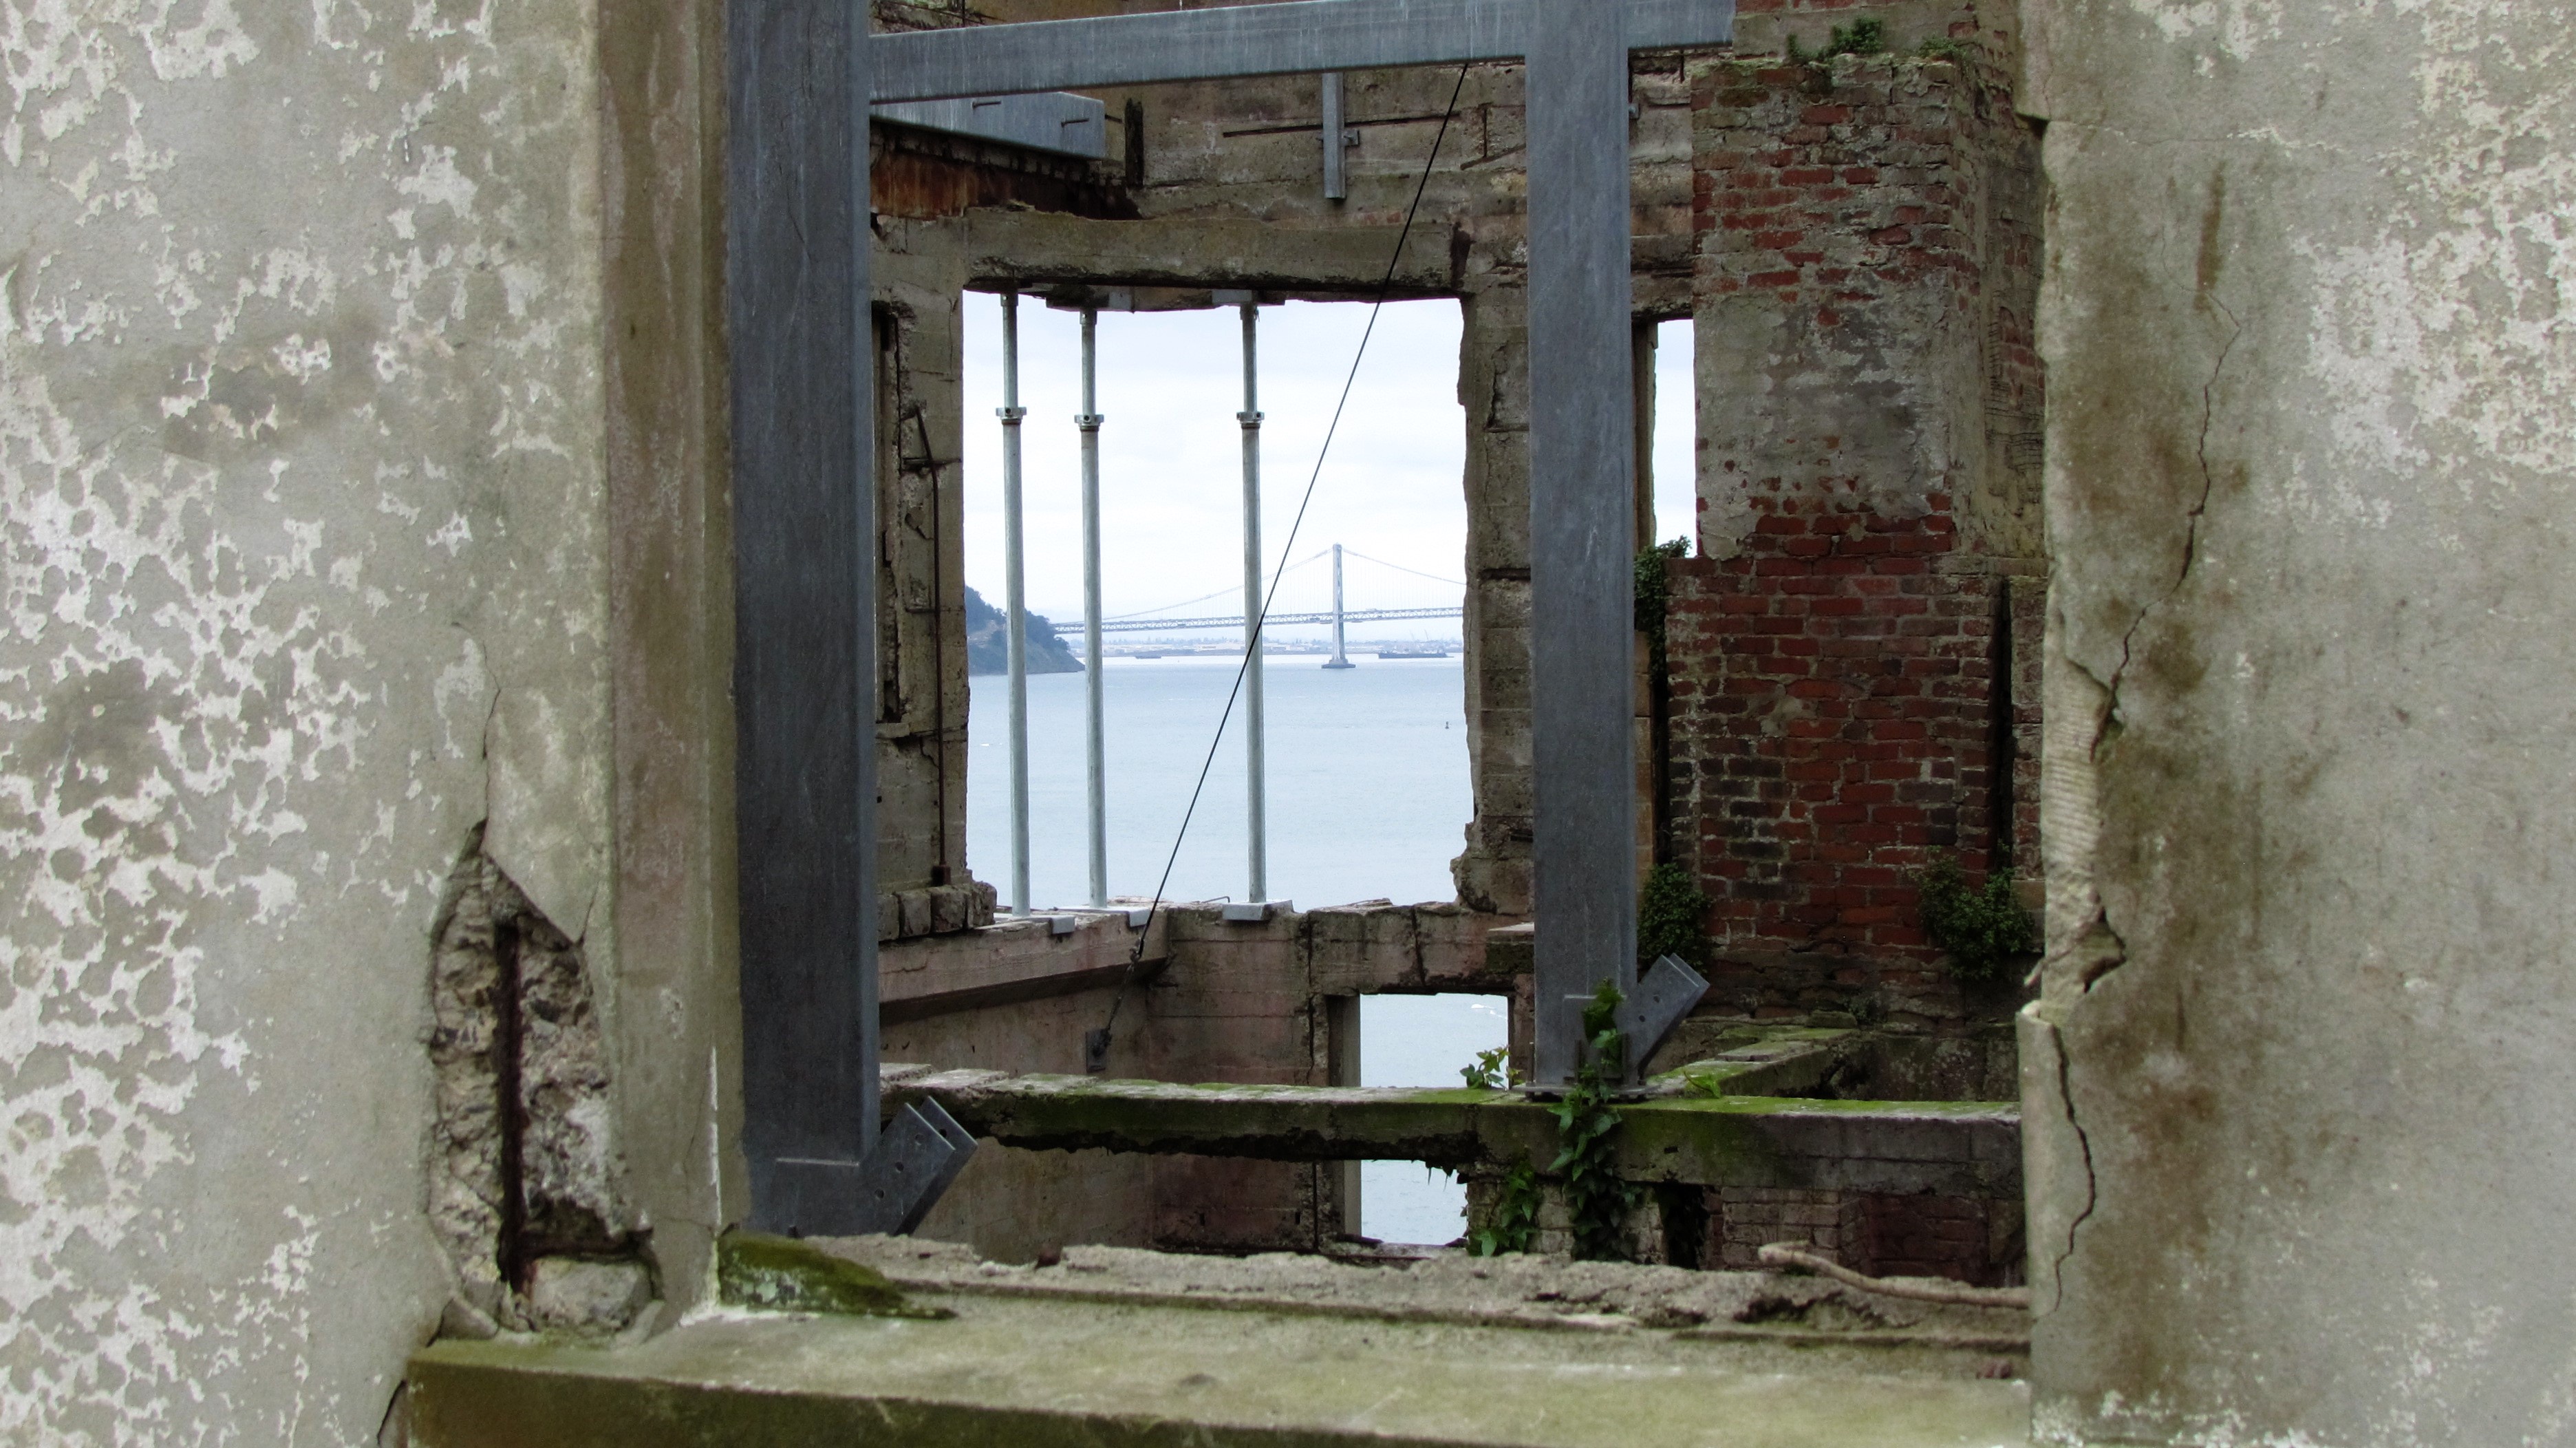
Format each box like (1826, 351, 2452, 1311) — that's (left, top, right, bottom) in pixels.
(1668, 512, 1996, 958)
(1703, 1186, 2022, 1287)
(1668, 47, 2043, 1024)
(1710, 1186, 1868, 1271)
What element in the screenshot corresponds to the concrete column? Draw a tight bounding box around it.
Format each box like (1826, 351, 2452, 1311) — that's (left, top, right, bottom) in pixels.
(2022, 3, 2576, 1442)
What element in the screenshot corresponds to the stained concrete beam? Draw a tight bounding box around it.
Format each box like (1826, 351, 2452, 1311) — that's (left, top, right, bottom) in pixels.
(961, 209, 1460, 295)
(881, 1065, 2019, 1195)
(881, 909, 1169, 1023)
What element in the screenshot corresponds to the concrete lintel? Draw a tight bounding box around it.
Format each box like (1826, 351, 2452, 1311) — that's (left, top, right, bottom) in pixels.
(879, 1067, 2019, 1196)
(882, 911, 1168, 1024)
(961, 210, 1459, 297)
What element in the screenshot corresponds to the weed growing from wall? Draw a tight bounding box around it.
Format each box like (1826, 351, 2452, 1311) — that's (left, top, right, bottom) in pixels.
(1786, 17, 1887, 65)
(1460, 1045, 1521, 1091)
(1633, 537, 1690, 670)
(1828, 18, 1887, 56)
(1470, 1161, 1541, 1256)
(1552, 982, 1639, 1261)
(1912, 851, 2037, 985)
(1637, 862, 1713, 972)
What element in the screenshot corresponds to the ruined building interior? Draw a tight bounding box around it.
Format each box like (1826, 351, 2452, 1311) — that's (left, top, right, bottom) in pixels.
(4, 0, 2570, 1445)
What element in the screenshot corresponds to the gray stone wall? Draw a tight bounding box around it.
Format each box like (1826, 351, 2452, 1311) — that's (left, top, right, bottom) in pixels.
(2020, 0, 2576, 1441)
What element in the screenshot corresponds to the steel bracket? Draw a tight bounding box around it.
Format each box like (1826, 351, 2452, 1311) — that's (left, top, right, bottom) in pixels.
(777, 1098, 979, 1237)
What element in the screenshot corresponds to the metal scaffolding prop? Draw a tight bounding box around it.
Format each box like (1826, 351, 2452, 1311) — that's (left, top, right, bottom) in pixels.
(728, 0, 1732, 1237)
(999, 292, 1033, 919)
(1077, 307, 1109, 910)
(1235, 300, 1270, 906)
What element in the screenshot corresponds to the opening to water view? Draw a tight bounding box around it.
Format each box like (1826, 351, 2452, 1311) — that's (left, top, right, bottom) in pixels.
(963, 292, 1483, 1242)
(1360, 994, 1509, 1245)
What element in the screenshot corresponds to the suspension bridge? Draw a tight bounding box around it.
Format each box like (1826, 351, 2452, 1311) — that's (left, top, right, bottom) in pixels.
(1095, 545, 1461, 639)
(1097, 606, 1455, 635)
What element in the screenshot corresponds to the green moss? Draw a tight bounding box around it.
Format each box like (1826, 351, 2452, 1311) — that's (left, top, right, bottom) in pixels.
(1634, 1094, 2013, 1117)
(716, 1231, 952, 1319)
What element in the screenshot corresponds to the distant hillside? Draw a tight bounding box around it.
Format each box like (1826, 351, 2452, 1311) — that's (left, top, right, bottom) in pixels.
(964, 585, 1084, 676)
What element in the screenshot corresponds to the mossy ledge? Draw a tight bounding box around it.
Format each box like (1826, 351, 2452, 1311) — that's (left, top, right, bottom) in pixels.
(717, 1231, 953, 1319)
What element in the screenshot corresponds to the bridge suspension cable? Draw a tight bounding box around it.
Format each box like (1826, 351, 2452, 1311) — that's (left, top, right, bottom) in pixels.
(1103, 549, 1327, 622)
(1093, 604, 1459, 635)
(1338, 548, 1464, 588)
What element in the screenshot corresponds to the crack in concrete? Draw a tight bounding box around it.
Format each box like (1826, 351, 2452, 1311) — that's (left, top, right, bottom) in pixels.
(2044, 1018, 2099, 1317)
(2096, 296, 2243, 751)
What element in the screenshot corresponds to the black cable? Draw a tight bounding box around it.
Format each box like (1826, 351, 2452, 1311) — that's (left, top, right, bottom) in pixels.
(1088, 64, 1474, 1071)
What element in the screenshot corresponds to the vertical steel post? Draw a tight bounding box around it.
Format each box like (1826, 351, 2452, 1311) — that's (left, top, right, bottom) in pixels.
(999, 292, 1032, 917)
(1526, 1, 1638, 1085)
(1324, 543, 1354, 669)
(850, 4, 879, 1167)
(1237, 301, 1269, 904)
(1078, 306, 1108, 908)
(1320, 72, 1348, 201)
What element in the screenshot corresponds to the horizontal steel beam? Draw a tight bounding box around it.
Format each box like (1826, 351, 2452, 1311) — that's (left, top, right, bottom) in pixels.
(870, 0, 1735, 103)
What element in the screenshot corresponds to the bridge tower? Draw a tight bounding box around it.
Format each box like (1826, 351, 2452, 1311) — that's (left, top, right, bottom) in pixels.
(1324, 544, 1355, 669)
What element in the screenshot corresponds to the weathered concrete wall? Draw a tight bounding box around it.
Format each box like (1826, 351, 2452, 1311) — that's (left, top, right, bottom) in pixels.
(1, 0, 735, 1438)
(2019, 1, 2576, 1442)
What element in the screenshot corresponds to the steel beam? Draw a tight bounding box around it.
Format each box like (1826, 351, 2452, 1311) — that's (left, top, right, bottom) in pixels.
(1526, 0, 1639, 1085)
(870, 0, 1734, 103)
(729, 0, 881, 1235)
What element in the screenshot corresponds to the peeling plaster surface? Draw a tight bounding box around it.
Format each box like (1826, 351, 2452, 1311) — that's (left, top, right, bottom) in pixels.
(2026, 1, 2576, 1442)
(1, 1, 609, 1440)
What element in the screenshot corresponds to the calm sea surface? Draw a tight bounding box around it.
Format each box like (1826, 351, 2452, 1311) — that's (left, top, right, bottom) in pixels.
(966, 654, 1501, 1242)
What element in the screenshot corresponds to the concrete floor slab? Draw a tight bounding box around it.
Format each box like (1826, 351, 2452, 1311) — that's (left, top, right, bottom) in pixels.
(410, 1290, 2028, 1447)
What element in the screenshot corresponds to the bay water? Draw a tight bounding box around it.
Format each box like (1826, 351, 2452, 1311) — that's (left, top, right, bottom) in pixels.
(966, 654, 1501, 1243)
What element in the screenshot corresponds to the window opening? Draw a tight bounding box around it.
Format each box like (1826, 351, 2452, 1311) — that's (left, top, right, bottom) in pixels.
(961, 294, 1468, 911)
(1359, 993, 1510, 1245)
(1651, 317, 1698, 551)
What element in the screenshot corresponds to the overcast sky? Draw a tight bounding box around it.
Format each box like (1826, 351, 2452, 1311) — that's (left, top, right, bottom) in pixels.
(960, 292, 1697, 636)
